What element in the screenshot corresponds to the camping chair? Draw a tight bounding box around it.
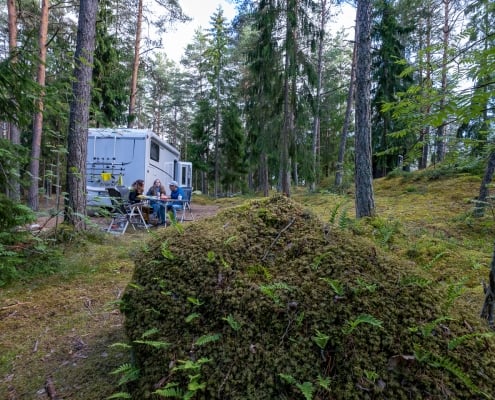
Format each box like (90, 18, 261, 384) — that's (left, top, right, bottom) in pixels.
(179, 186, 195, 222)
(106, 188, 149, 234)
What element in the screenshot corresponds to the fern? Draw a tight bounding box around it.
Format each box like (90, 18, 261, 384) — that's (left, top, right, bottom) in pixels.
(342, 314, 383, 335)
(420, 316, 454, 337)
(355, 277, 377, 293)
(154, 382, 183, 398)
(106, 392, 132, 399)
(141, 328, 159, 338)
(185, 312, 200, 323)
(110, 363, 140, 386)
(328, 202, 343, 225)
(259, 282, 292, 305)
(338, 207, 350, 230)
(400, 275, 432, 288)
(224, 235, 237, 245)
(279, 373, 297, 385)
(296, 381, 314, 400)
(319, 277, 344, 296)
(187, 297, 203, 306)
(445, 279, 467, 309)
(423, 251, 447, 270)
(312, 329, 330, 349)
(133, 340, 170, 349)
(109, 342, 132, 350)
(222, 314, 241, 331)
(194, 333, 221, 346)
(448, 332, 495, 350)
(279, 374, 314, 400)
(160, 241, 175, 260)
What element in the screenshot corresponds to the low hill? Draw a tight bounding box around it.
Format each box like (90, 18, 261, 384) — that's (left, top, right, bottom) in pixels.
(122, 186, 495, 399)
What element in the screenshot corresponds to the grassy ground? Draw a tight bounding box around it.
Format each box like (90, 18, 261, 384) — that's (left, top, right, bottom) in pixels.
(1, 172, 493, 399)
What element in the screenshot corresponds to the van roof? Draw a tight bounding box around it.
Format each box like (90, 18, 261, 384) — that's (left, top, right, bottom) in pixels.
(88, 128, 180, 156)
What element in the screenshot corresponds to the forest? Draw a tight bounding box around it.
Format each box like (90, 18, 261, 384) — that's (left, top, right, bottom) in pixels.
(1, 0, 493, 214)
(1, 0, 495, 398)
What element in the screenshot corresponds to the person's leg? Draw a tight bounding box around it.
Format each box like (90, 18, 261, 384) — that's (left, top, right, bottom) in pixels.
(166, 204, 177, 222)
(159, 203, 166, 224)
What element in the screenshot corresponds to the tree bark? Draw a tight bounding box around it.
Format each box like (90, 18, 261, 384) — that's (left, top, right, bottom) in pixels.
(128, 0, 143, 128)
(65, 0, 98, 229)
(435, 0, 450, 163)
(310, 0, 328, 192)
(474, 149, 495, 217)
(28, 0, 49, 211)
(7, 0, 21, 202)
(335, 27, 357, 188)
(354, 0, 375, 218)
(480, 240, 495, 328)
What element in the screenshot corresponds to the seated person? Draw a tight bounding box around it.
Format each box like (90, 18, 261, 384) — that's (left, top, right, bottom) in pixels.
(166, 181, 185, 222)
(147, 179, 168, 225)
(129, 179, 145, 203)
(128, 179, 150, 221)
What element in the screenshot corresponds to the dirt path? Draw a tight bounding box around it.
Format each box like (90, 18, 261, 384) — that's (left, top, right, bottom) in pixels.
(32, 204, 221, 232)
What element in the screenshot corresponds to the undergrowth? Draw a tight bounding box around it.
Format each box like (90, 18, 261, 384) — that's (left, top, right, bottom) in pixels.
(1, 172, 494, 399)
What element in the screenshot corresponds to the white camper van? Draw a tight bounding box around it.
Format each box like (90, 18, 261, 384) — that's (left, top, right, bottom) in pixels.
(86, 128, 192, 207)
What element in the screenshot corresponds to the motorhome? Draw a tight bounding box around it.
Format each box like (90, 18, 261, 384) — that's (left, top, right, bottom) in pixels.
(86, 128, 192, 207)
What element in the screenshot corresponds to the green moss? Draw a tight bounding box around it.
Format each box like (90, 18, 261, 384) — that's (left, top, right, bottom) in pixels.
(122, 195, 495, 399)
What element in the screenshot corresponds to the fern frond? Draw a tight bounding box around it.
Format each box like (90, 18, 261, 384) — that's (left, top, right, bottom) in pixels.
(106, 392, 132, 399)
(133, 340, 170, 349)
(343, 314, 383, 335)
(222, 314, 241, 331)
(185, 312, 200, 323)
(296, 381, 314, 400)
(141, 328, 159, 338)
(194, 333, 221, 346)
(420, 316, 454, 337)
(448, 332, 495, 350)
(279, 373, 297, 384)
(153, 382, 183, 398)
(319, 277, 344, 296)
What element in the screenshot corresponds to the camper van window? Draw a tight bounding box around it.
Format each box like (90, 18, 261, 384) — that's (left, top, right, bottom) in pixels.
(150, 140, 160, 162)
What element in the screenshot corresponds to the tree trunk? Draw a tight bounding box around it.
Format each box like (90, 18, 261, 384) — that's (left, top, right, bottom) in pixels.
(354, 0, 375, 218)
(335, 28, 357, 188)
(128, 0, 143, 128)
(65, 0, 98, 229)
(474, 150, 495, 217)
(435, 0, 450, 163)
(311, 0, 328, 192)
(480, 240, 495, 328)
(7, 0, 21, 202)
(418, 9, 432, 170)
(28, 0, 49, 211)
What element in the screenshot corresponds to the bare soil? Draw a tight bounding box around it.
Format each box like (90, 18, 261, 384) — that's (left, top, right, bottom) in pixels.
(32, 203, 221, 232)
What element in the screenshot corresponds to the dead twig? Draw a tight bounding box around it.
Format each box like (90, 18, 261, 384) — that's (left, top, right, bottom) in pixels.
(262, 217, 296, 261)
(0, 301, 31, 311)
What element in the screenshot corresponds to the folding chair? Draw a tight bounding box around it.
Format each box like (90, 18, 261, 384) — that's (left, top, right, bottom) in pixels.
(106, 188, 149, 234)
(179, 187, 195, 222)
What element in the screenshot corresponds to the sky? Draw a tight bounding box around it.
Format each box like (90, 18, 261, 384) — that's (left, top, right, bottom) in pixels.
(161, 0, 237, 64)
(160, 0, 355, 65)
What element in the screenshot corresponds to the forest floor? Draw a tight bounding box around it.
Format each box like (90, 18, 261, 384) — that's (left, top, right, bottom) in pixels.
(1, 172, 493, 399)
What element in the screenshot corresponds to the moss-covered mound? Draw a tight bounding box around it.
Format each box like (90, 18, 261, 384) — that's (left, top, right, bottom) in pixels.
(122, 195, 495, 399)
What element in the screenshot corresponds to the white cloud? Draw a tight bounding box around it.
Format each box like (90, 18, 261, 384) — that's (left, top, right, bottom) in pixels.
(161, 0, 237, 63)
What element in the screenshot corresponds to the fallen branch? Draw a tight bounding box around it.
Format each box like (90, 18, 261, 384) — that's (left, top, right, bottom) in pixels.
(262, 217, 296, 261)
(0, 301, 31, 311)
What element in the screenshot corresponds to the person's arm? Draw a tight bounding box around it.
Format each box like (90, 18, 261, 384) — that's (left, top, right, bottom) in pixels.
(129, 190, 137, 203)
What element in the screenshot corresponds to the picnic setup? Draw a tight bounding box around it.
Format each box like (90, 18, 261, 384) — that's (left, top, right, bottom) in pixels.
(105, 184, 194, 235)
